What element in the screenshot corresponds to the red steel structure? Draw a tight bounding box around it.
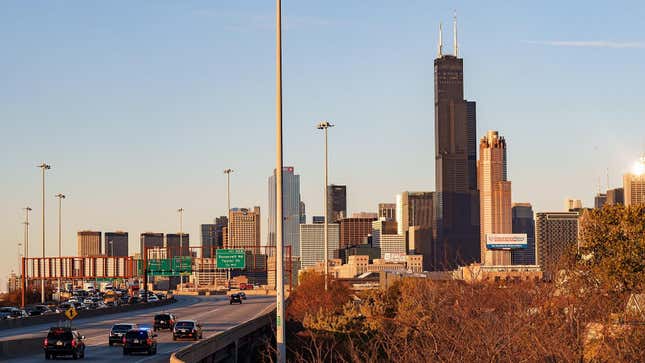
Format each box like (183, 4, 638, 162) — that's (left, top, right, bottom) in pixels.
(20, 245, 293, 307)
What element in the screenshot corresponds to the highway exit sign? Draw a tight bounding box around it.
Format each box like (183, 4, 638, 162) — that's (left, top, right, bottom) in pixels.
(216, 249, 246, 269)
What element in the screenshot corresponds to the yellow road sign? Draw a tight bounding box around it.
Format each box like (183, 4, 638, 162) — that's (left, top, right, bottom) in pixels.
(65, 307, 78, 320)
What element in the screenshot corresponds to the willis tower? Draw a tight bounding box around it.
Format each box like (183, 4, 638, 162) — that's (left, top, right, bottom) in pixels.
(432, 17, 480, 269)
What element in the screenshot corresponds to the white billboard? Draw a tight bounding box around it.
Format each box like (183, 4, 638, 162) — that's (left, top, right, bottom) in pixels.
(486, 234, 527, 250)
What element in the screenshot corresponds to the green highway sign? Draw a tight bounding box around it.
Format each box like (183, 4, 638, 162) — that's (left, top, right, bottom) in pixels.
(145, 257, 193, 276)
(217, 249, 246, 269)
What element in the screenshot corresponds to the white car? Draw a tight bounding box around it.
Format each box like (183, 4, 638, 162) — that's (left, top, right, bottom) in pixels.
(147, 295, 159, 303)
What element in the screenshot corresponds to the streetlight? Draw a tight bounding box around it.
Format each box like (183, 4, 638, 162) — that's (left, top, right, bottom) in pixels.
(37, 162, 51, 304)
(316, 121, 334, 291)
(22, 207, 32, 259)
(177, 208, 184, 291)
(275, 0, 286, 360)
(55, 193, 65, 297)
(223, 169, 233, 286)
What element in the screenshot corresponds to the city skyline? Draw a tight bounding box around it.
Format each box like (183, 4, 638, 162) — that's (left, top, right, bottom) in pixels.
(1, 2, 644, 287)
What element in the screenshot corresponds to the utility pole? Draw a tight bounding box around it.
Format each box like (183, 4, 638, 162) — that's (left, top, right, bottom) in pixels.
(275, 0, 286, 361)
(55, 193, 65, 299)
(177, 208, 184, 291)
(37, 162, 51, 304)
(223, 169, 233, 286)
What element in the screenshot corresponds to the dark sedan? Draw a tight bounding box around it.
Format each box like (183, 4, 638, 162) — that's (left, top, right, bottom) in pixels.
(172, 320, 203, 341)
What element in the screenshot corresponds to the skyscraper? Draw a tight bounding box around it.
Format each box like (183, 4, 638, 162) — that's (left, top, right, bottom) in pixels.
(339, 217, 377, 248)
(372, 219, 405, 259)
(77, 231, 102, 256)
(105, 231, 128, 257)
(327, 184, 347, 223)
(268, 167, 301, 256)
(396, 192, 434, 235)
(536, 212, 579, 279)
(299, 201, 306, 224)
(378, 203, 396, 221)
(510, 203, 536, 265)
(201, 216, 227, 258)
(594, 193, 607, 209)
(478, 130, 512, 265)
(606, 188, 624, 205)
(140, 232, 164, 258)
(433, 19, 480, 270)
(166, 233, 190, 257)
(228, 207, 261, 253)
(299, 223, 339, 268)
(624, 156, 645, 206)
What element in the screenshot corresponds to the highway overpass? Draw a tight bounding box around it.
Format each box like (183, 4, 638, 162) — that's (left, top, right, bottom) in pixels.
(2, 295, 275, 362)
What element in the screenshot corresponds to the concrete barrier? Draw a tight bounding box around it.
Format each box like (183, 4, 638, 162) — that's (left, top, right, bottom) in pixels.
(171, 307, 275, 363)
(0, 298, 176, 331)
(0, 336, 44, 359)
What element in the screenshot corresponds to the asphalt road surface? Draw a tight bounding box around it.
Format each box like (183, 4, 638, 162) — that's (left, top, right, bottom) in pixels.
(4, 295, 275, 362)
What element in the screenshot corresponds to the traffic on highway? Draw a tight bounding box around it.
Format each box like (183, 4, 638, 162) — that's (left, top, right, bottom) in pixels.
(2, 294, 275, 362)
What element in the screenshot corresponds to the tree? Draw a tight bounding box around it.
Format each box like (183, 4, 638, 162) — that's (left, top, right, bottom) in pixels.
(576, 204, 645, 293)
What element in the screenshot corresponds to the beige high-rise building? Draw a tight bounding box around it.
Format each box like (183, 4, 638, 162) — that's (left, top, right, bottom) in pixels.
(624, 156, 645, 207)
(77, 231, 102, 256)
(478, 131, 512, 265)
(227, 207, 261, 253)
(564, 198, 583, 211)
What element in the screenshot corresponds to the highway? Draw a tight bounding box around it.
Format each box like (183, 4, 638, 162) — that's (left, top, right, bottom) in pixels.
(3, 295, 275, 362)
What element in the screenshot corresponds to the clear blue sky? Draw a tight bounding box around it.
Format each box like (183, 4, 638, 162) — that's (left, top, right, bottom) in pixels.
(1, 1, 644, 289)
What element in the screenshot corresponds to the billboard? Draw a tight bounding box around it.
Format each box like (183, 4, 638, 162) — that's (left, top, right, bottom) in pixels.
(486, 234, 527, 250)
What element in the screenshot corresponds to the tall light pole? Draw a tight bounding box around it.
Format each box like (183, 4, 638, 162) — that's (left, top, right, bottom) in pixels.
(275, 0, 286, 361)
(177, 208, 184, 291)
(316, 121, 334, 291)
(55, 193, 65, 298)
(37, 162, 51, 304)
(22, 207, 32, 260)
(223, 169, 233, 286)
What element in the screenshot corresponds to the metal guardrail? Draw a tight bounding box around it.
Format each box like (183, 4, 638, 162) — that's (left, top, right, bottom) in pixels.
(171, 307, 275, 363)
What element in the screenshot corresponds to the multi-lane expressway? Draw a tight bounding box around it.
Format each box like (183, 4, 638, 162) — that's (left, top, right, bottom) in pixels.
(2, 295, 275, 362)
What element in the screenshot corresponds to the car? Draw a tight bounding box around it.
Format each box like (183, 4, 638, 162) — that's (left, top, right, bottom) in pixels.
(128, 296, 141, 304)
(229, 294, 242, 305)
(109, 323, 138, 346)
(238, 292, 247, 300)
(147, 294, 159, 303)
(153, 313, 176, 331)
(43, 327, 85, 360)
(172, 320, 203, 341)
(122, 328, 157, 355)
(0, 307, 28, 319)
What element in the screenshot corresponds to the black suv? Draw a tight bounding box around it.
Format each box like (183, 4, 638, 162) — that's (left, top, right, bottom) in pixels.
(44, 327, 85, 360)
(123, 329, 157, 355)
(229, 293, 242, 304)
(172, 320, 203, 341)
(109, 323, 138, 346)
(153, 313, 176, 331)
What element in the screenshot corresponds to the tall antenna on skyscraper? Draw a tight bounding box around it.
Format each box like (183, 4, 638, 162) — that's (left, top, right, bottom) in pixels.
(438, 23, 443, 57)
(453, 10, 458, 57)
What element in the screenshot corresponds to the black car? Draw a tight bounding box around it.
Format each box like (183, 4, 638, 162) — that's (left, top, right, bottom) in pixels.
(123, 329, 157, 355)
(239, 292, 247, 300)
(172, 320, 203, 341)
(109, 323, 138, 346)
(229, 294, 243, 305)
(44, 327, 85, 360)
(153, 313, 176, 331)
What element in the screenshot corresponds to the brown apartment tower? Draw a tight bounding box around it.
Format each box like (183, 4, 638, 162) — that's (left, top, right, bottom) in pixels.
(478, 131, 512, 265)
(77, 231, 102, 256)
(433, 19, 480, 269)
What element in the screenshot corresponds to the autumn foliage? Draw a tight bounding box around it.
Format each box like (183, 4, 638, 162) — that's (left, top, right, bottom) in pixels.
(279, 205, 645, 363)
